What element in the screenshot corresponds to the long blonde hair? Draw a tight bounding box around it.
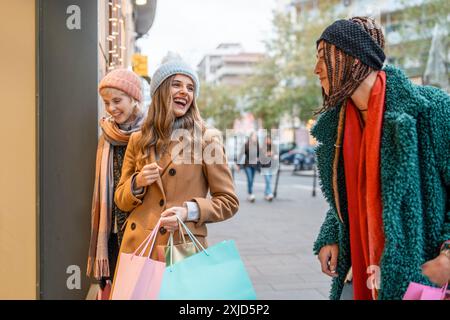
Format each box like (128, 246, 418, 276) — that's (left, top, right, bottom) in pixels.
(136, 75, 206, 167)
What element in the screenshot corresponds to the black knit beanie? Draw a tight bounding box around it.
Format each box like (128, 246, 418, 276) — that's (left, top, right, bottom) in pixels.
(317, 19, 386, 70)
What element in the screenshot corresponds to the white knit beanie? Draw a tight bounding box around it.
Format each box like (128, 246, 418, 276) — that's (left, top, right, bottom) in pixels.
(150, 57, 200, 99)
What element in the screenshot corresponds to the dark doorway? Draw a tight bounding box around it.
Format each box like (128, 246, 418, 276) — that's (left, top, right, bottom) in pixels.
(37, 0, 98, 299)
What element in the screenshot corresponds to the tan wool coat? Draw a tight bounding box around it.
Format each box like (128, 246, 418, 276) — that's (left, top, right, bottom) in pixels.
(113, 129, 239, 265)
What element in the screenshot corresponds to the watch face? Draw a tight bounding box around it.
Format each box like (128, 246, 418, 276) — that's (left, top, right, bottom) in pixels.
(444, 250, 450, 259)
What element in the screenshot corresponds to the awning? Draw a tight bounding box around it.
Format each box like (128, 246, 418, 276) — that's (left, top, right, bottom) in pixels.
(133, 0, 157, 39)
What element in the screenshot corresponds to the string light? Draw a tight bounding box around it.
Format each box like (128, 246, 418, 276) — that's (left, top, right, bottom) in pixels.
(106, 0, 129, 71)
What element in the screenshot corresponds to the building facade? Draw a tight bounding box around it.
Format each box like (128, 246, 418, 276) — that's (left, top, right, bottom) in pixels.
(283, 0, 448, 87)
(0, 0, 156, 300)
(197, 43, 264, 86)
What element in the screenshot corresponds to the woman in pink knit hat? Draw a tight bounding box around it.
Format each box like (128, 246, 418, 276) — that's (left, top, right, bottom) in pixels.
(86, 68, 145, 299)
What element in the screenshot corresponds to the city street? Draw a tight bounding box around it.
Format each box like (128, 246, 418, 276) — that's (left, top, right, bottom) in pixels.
(208, 166, 332, 300)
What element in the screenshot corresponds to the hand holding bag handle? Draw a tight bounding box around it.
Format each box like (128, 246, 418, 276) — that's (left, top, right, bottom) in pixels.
(165, 219, 197, 265)
(175, 215, 207, 253)
(165, 216, 209, 270)
(165, 219, 188, 250)
(166, 219, 202, 268)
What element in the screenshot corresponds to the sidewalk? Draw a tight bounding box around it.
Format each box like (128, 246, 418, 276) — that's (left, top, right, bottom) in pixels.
(207, 170, 332, 300)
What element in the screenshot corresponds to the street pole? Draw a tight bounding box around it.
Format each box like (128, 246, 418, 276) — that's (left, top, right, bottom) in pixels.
(273, 166, 281, 198)
(231, 163, 235, 181)
(232, 135, 237, 181)
(312, 162, 317, 197)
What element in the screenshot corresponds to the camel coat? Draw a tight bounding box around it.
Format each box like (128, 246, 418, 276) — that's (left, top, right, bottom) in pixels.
(112, 129, 239, 266)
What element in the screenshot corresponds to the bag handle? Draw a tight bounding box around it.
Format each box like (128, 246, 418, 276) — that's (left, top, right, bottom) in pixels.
(177, 220, 187, 244)
(133, 219, 162, 258)
(165, 222, 191, 267)
(163, 219, 188, 249)
(175, 215, 208, 255)
(441, 282, 449, 298)
(164, 216, 210, 270)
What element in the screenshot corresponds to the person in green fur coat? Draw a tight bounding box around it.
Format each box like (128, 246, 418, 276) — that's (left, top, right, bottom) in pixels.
(312, 17, 450, 300)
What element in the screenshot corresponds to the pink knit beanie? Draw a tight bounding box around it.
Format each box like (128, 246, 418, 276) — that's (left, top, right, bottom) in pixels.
(98, 68, 143, 102)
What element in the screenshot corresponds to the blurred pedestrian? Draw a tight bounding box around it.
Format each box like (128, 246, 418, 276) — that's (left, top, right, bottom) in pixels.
(237, 132, 259, 202)
(87, 68, 145, 296)
(312, 16, 450, 300)
(111, 57, 239, 292)
(260, 135, 277, 201)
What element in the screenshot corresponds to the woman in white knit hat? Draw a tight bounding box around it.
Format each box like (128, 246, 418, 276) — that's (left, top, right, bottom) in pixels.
(86, 68, 145, 299)
(111, 56, 239, 291)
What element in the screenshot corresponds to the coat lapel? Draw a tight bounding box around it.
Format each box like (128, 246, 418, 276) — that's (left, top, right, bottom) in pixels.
(150, 140, 185, 194)
(157, 141, 179, 176)
(379, 66, 424, 245)
(149, 146, 165, 197)
(312, 105, 347, 224)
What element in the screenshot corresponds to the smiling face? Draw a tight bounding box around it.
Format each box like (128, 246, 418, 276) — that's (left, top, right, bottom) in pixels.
(100, 88, 135, 124)
(314, 41, 330, 96)
(170, 74, 195, 118)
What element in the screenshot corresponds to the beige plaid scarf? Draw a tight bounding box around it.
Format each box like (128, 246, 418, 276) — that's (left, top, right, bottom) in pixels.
(87, 114, 143, 280)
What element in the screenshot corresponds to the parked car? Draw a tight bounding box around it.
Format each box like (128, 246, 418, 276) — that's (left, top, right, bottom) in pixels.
(293, 148, 315, 171)
(280, 146, 315, 169)
(278, 142, 296, 157)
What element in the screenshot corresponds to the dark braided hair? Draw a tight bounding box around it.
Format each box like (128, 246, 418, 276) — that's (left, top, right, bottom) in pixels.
(316, 17, 385, 114)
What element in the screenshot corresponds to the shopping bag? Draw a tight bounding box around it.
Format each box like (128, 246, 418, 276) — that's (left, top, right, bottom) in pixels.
(156, 221, 198, 264)
(110, 220, 166, 300)
(159, 216, 257, 300)
(86, 280, 111, 300)
(403, 282, 449, 300)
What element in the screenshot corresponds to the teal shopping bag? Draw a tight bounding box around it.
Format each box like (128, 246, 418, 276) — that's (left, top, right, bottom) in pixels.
(158, 218, 257, 300)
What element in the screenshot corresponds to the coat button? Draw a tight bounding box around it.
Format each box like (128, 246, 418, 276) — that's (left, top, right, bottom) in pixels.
(130, 223, 136, 230)
(169, 168, 176, 176)
(159, 227, 167, 235)
(159, 199, 164, 207)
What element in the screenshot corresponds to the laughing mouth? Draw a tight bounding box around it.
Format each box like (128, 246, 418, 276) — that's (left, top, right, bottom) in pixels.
(174, 97, 188, 108)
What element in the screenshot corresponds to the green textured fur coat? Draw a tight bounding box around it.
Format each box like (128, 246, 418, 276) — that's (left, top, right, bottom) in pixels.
(312, 65, 450, 300)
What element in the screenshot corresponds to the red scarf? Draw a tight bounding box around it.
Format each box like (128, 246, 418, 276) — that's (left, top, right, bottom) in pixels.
(343, 71, 386, 300)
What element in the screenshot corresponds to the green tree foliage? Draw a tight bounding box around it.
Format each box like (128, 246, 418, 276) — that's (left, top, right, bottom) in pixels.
(244, 3, 337, 127)
(196, 82, 241, 134)
(386, 0, 449, 78)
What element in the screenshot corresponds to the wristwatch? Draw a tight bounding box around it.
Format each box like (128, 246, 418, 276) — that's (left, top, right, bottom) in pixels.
(441, 241, 450, 259)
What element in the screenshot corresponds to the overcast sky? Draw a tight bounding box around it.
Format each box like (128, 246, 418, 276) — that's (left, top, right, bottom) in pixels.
(137, 0, 277, 75)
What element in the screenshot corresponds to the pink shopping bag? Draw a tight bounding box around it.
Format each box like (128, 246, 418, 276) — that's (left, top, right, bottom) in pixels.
(403, 282, 449, 300)
(111, 221, 166, 300)
(85, 282, 111, 300)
